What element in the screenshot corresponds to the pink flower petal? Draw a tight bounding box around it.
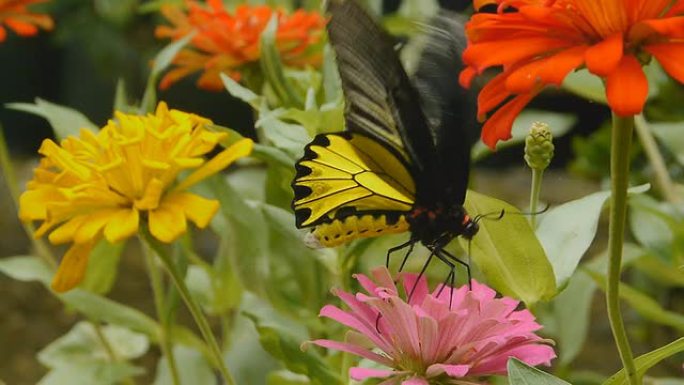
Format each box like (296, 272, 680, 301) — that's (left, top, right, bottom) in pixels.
(349, 367, 395, 381)
(311, 339, 394, 367)
(425, 363, 471, 378)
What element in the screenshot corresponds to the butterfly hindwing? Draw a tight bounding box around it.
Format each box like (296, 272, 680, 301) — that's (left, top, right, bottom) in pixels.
(293, 132, 415, 228)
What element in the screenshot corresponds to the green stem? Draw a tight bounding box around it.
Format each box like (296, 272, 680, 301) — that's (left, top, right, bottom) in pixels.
(0, 127, 56, 268)
(141, 238, 181, 385)
(92, 321, 136, 385)
(634, 115, 679, 203)
(140, 228, 236, 385)
(529, 168, 543, 229)
(607, 114, 640, 385)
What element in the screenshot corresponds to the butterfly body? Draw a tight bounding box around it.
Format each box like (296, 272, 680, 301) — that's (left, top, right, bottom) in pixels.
(292, 0, 478, 257)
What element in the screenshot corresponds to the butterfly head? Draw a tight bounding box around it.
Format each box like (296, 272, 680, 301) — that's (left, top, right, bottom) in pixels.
(461, 215, 479, 240)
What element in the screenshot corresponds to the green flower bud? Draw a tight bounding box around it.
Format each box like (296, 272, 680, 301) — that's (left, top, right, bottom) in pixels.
(525, 122, 554, 171)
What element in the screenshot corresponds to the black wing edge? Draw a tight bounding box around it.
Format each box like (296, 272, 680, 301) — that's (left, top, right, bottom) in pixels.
(412, 11, 479, 204)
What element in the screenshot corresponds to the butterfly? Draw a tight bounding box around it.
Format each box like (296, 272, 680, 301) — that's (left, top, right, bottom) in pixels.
(292, 0, 479, 280)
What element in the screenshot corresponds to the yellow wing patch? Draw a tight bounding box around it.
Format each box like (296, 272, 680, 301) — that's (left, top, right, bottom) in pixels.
(293, 133, 415, 228)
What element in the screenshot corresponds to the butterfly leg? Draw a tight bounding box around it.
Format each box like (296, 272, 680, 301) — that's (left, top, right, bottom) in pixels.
(433, 250, 458, 308)
(437, 248, 472, 290)
(385, 239, 416, 272)
(407, 249, 435, 303)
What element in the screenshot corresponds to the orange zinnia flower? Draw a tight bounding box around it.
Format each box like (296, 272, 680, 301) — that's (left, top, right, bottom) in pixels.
(155, 0, 326, 91)
(460, 0, 684, 149)
(0, 0, 53, 42)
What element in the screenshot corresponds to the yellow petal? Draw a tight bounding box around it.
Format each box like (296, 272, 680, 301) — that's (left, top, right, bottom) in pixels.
(104, 208, 140, 243)
(173, 138, 253, 192)
(51, 241, 95, 292)
(73, 209, 119, 244)
(48, 215, 88, 244)
(18, 187, 63, 221)
(148, 201, 187, 243)
(134, 178, 164, 210)
(165, 192, 219, 229)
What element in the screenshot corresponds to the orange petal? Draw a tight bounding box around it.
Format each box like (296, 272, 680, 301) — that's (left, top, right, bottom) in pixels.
(631, 16, 684, 41)
(4, 19, 39, 36)
(505, 60, 547, 93)
(51, 241, 96, 292)
(605, 55, 648, 117)
(459, 67, 477, 89)
(463, 37, 571, 72)
(645, 42, 684, 84)
(477, 72, 511, 118)
(585, 33, 623, 77)
(481, 91, 537, 149)
(538, 46, 587, 86)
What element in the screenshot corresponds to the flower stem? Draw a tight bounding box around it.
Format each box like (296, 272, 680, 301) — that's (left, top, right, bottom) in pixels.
(140, 228, 236, 385)
(634, 115, 679, 203)
(529, 168, 543, 228)
(141, 238, 181, 385)
(0, 126, 56, 268)
(607, 114, 640, 385)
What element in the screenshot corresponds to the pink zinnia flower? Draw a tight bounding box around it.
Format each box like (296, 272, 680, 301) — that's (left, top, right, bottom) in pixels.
(311, 267, 555, 384)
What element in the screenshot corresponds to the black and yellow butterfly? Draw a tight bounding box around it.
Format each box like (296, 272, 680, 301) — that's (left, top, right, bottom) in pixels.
(292, 0, 479, 277)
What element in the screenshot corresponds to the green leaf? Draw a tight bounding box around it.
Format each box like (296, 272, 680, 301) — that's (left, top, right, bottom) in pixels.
(260, 15, 304, 108)
(472, 110, 576, 159)
(260, 203, 328, 314)
(209, 176, 271, 298)
(38, 322, 148, 368)
(536, 184, 650, 287)
(650, 122, 684, 166)
(59, 290, 162, 338)
(38, 362, 143, 385)
(268, 370, 311, 385)
(584, 269, 684, 332)
(0, 256, 163, 341)
(81, 240, 125, 295)
(256, 106, 311, 158)
(602, 337, 684, 385)
(245, 313, 342, 385)
(7, 98, 98, 140)
(633, 255, 684, 287)
(629, 195, 675, 259)
(459, 190, 556, 305)
(0, 255, 53, 282)
(221, 73, 263, 109)
(507, 358, 571, 385)
(153, 346, 217, 385)
(553, 270, 596, 365)
(141, 33, 194, 113)
(562, 69, 607, 104)
(37, 322, 147, 385)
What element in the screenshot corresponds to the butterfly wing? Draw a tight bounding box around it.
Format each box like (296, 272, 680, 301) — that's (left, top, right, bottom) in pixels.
(292, 132, 415, 246)
(325, 0, 438, 182)
(412, 11, 478, 204)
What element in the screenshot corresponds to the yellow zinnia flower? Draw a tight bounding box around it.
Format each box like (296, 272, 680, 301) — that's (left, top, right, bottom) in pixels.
(19, 102, 253, 292)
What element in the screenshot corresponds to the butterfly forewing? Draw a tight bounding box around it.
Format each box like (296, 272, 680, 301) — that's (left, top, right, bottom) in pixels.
(325, 0, 438, 180)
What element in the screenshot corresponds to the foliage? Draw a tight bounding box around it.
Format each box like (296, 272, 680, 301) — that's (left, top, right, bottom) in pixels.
(1, 1, 684, 385)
